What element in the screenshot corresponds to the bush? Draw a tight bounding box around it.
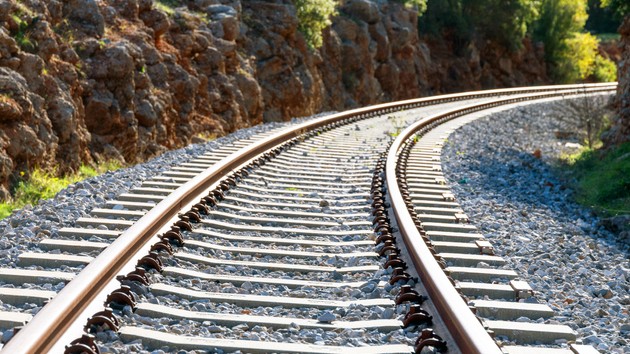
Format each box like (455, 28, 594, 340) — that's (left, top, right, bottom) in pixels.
(399, 0, 427, 13)
(591, 54, 617, 82)
(419, 0, 541, 51)
(533, 0, 618, 83)
(558, 32, 599, 82)
(294, 0, 337, 49)
(601, 0, 630, 16)
(419, 0, 472, 49)
(535, 0, 588, 67)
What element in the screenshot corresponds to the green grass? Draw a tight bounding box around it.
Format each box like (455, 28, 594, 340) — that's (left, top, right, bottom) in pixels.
(0, 161, 122, 220)
(561, 142, 630, 216)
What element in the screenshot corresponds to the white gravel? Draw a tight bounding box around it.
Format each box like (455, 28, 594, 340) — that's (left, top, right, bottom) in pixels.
(441, 101, 629, 353)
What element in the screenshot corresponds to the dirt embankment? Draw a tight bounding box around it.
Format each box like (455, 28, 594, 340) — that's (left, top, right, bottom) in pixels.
(0, 0, 549, 199)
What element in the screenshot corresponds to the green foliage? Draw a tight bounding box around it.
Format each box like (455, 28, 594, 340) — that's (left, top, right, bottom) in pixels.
(467, 0, 542, 50)
(0, 161, 122, 220)
(600, 0, 630, 16)
(419, 0, 471, 49)
(534, 0, 588, 65)
(586, 0, 622, 33)
(10, 13, 36, 52)
(398, 0, 427, 13)
(591, 54, 617, 82)
(559, 32, 599, 82)
(561, 142, 630, 215)
(294, 0, 337, 49)
(419, 0, 541, 51)
(533, 0, 615, 83)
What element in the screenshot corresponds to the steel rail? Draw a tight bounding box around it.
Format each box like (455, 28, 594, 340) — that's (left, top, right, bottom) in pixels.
(3, 83, 616, 354)
(385, 86, 615, 354)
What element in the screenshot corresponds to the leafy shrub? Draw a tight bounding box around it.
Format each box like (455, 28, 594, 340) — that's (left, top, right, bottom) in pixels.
(294, 0, 337, 49)
(534, 0, 588, 67)
(419, 0, 541, 51)
(601, 0, 630, 16)
(533, 0, 616, 83)
(560, 32, 599, 82)
(468, 0, 541, 50)
(418, 0, 472, 48)
(591, 54, 617, 82)
(398, 0, 427, 13)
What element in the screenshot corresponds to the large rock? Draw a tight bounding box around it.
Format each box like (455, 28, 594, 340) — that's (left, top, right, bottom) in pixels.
(63, 0, 106, 37)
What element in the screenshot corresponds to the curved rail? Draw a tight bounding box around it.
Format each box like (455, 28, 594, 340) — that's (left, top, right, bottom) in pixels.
(3, 83, 616, 353)
(386, 87, 615, 353)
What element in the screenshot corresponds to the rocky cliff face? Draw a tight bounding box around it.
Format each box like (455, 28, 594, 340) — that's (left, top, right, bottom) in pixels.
(608, 16, 630, 146)
(0, 0, 549, 199)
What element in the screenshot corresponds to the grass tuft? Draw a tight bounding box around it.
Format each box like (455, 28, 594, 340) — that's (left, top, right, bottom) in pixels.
(0, 160, 123, 220)
(561, 142, 630, 216)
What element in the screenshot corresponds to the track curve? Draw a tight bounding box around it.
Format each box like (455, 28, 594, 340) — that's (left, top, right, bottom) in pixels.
(0, 83, 616, 354)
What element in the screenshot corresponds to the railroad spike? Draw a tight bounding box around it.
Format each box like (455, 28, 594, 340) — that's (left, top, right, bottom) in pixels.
(202, 195, 217, 207)
(117, 267, 150, 286)
(218, 181, 230, 192)
(151, 240, 174, 255)
(212, 189, 225, 201)
(192, 203, 210, 215)
(403, 305, 432, 328)
(174, 218, 193, 232)
(375, 233, 394, 245)
(396, 285, 424, 305)
(184, 210, 201, 223)
(384, 255, 406, 270)
(414, 329, 447, 353)
(106, 285, 137, 310)
(84, 308, 119, 333)
(65, 334, 100, 354)
(162, 229, 184, 247)
(137, 252, 163, 272)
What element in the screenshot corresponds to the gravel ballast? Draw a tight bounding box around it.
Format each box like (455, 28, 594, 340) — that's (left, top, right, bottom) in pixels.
(441, 101, 629, 353)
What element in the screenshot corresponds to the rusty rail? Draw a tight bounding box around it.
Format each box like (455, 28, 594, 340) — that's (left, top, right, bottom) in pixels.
(3, 83, 616, 354)
(385, 87, 615, 353)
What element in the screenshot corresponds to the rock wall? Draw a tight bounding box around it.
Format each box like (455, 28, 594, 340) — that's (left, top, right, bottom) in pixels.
(0, 0, 549, 199)
(607, 16, 630, 146)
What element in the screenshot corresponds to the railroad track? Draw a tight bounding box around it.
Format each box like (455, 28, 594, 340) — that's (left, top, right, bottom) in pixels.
(0, 84, 615, 353)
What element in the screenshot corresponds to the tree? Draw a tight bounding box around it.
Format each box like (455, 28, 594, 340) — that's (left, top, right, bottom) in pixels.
(419, 0, 541, 51)
(465, 0, 542, 50)
(534, 0, 588, 69)
(586, 0, 622, 33)
(600, 0, 630, 16)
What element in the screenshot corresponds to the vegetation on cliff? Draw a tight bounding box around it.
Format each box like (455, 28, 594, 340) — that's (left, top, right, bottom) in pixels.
(295, 0, 337, 48)
(0, 0, 625, 214)
(419, 0, 617, 83)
